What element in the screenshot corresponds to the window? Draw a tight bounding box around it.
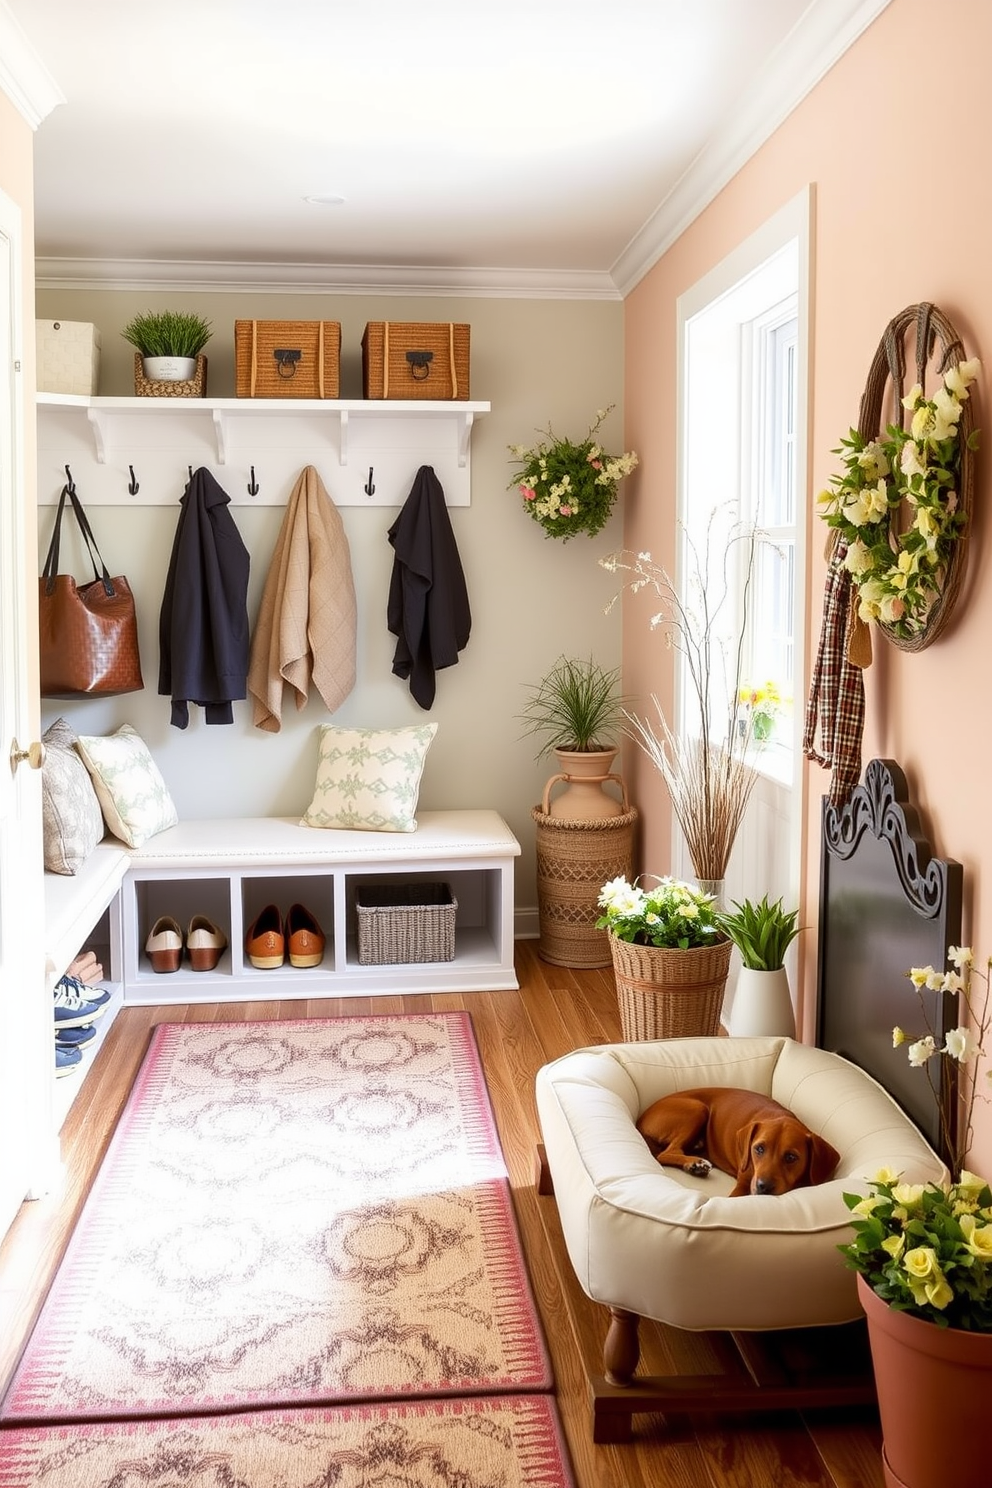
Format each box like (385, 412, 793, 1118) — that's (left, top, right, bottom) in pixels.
(675, 189, 811, 906)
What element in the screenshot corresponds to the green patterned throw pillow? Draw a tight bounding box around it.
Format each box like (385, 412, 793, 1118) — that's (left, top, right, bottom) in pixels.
(302, 724, 437, 832)
(75, 724, 179, 848)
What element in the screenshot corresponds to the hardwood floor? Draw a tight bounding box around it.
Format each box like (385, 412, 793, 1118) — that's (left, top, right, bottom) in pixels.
(0, 942, 884, 1488)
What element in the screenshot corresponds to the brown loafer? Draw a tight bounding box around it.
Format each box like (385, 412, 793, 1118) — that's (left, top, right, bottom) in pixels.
(286, 903, 325, 968)
(145, 915, 183, 974)
(187, 914, 228, 972)
(245, 904, 284, 969)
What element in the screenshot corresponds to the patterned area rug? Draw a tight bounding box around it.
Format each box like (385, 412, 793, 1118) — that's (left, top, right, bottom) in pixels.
(1, 1015, 551, 1423)
(0, 1394, 574, 1488)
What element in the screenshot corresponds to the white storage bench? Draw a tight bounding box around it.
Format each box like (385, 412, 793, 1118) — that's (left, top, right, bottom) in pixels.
(119, 809, 520, 1002)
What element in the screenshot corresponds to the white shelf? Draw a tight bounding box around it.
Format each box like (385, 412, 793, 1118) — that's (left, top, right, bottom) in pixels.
(36, 393, 491, 506)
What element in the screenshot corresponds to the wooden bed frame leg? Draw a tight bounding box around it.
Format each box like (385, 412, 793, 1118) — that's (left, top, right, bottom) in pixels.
(603, 1306, 641, 1386)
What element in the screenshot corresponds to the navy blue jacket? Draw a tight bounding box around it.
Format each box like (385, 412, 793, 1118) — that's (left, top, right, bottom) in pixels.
(159, 468, 251, 728)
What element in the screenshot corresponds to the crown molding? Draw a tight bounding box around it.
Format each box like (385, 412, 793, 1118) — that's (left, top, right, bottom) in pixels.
(33, 256, 622, 301)
(611, 0, 892, 297)
(0, 1, 64, 128)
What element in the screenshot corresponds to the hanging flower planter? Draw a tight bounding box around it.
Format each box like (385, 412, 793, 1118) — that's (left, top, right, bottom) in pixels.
(508, 406, 638, 540)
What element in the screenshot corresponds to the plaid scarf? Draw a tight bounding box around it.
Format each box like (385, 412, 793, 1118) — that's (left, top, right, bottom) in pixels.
(803, 537, 866, 807)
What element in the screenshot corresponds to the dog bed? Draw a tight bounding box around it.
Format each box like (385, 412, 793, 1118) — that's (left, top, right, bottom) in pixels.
(535, 1034, 945, 1333)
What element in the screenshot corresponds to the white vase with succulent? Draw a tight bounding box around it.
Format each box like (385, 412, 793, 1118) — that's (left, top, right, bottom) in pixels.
(716, 894, 801, 1037)
(839, 945, 992, 1488)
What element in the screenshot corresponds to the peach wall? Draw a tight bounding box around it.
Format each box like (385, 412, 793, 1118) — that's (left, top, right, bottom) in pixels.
(624, 0, 992, 1171)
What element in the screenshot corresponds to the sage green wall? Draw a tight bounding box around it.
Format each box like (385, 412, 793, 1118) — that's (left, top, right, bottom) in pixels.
(35, 288, 626, 919)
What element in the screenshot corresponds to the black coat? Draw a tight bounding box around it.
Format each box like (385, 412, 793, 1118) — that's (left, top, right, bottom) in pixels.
(159, 468, 251, 728)
(387, 465, 471, 709)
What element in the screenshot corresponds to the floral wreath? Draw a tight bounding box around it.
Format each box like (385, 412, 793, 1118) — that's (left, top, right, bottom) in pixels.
(817, 351, 980, 646)
(508, 406, 638, 541)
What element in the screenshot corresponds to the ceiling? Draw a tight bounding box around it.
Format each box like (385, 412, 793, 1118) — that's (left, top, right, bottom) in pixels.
(4, 0, 888, 298)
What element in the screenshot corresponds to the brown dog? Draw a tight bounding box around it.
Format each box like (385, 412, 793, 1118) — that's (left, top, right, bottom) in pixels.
(636, 1086, 840, 1197)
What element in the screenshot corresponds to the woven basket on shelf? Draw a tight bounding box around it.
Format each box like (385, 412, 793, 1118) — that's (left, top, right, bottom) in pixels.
(609, 931, 732, 1040)
(531, 803, 637, 968)
(134, 353, 207, 398)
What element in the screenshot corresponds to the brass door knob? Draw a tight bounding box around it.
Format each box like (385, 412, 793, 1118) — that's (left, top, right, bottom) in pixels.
(9, 737, 45, 774)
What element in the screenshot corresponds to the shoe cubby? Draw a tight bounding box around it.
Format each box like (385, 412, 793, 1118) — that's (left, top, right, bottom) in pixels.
(125, 872, 234, 990)
(241, 872, 335, 980)
(118, 811, 519, 1003)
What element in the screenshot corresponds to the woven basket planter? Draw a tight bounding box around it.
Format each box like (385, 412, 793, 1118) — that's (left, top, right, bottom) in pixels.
(531, 804, 637, 968)
(609, 931, 732, 1040)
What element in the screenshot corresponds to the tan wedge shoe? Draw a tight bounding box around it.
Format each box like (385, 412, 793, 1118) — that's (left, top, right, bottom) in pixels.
(145, 915, 183, 973)
(186, 914, 228, 972)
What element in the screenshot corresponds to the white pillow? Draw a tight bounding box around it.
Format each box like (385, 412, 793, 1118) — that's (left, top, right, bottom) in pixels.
(41, 717, 105, 875)
(302, 724, 437, 832)
(75, 724, 178, 848)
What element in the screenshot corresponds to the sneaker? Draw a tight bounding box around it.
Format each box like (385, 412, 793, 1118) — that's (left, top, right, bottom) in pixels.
(55, 1024, 98, 1049)
(54, 975, 111, 1029)
(55, 1041, 83, 1077)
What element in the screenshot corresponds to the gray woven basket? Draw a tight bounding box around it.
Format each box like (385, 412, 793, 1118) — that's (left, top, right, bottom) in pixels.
(356, 883, 456, 965)
(609, 931, 732, 1040)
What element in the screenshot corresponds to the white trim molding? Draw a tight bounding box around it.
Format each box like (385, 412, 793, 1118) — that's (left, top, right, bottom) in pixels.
(0, 1, 63, 128)
(611, 0, 891, 297)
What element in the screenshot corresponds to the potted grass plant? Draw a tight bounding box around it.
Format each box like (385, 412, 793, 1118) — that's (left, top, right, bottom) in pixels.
(122, 309, 212, 384)
(717, 894, 801, 1036)
(522, 656, 636, 971)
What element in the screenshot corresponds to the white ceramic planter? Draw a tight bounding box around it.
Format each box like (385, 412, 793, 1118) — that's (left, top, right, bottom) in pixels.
(727, 965, 795, 1037)
(142, 356, 197, 382)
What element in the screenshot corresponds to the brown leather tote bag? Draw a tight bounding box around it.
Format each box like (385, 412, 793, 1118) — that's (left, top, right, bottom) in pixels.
(39, 479, 144, 698)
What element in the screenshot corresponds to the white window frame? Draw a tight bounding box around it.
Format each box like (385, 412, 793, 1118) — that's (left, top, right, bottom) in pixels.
(674, 187, 813, 904)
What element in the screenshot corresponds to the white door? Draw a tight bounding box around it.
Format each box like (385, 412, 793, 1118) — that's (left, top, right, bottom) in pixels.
(0, 187, 53, 1241)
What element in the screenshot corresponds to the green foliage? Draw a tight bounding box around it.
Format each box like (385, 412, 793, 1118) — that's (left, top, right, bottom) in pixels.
(121, 310, 212, 358)
(596, 875, 724, 951)
(508, 406, 638, 541)
(716, 894, 800, 970)
(518, 655, 623, 758)
(839, 1172, 992, 1332)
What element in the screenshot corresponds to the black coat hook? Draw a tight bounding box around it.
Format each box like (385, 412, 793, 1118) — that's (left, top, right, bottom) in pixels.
(248, 465, 259, 497)
(188, 465, 194, 482)
(64, 463, 75, 494)
(128, 464, 139, 496)
(364, 466, 375, 497)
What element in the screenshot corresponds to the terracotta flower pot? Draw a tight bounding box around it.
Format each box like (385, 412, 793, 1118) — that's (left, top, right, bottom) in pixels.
(857, 1272, 992, 1488)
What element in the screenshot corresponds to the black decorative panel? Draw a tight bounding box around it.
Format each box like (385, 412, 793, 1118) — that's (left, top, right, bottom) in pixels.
(816, 758, 962, 1164)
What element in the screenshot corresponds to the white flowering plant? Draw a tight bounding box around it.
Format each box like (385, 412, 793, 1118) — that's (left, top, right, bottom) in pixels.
(596, 875, 723, 951)
(509, 406, 638, 541)
(816, 357, 980, 640)
(839, 946, 992, 1330)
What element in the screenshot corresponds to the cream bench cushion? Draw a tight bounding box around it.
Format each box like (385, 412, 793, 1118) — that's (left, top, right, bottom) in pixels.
(536, 1035, 946, 1332)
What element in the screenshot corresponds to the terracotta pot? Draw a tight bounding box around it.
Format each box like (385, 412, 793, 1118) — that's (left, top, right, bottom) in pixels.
(727, 965, 795, 1037)
(857, 1273, 992, 1488)
(542, 747, 625, 821)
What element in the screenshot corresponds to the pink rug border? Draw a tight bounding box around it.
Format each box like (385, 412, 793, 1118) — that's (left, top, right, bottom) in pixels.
(2, 1013, 554, 1424)
(0, 1393, 576, 1488)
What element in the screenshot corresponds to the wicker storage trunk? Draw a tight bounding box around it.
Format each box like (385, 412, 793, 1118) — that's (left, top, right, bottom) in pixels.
(609, 933, 732, 1040)
(37, 320, 101, 395)
(531, 806, 637, 968)
(362, 321, 470, 400)
(235, 320, 341, 398)
(356, 882, 457, 964)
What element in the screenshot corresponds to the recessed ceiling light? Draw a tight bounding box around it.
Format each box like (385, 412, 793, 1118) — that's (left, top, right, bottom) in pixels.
(304, 194, 346, 206)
